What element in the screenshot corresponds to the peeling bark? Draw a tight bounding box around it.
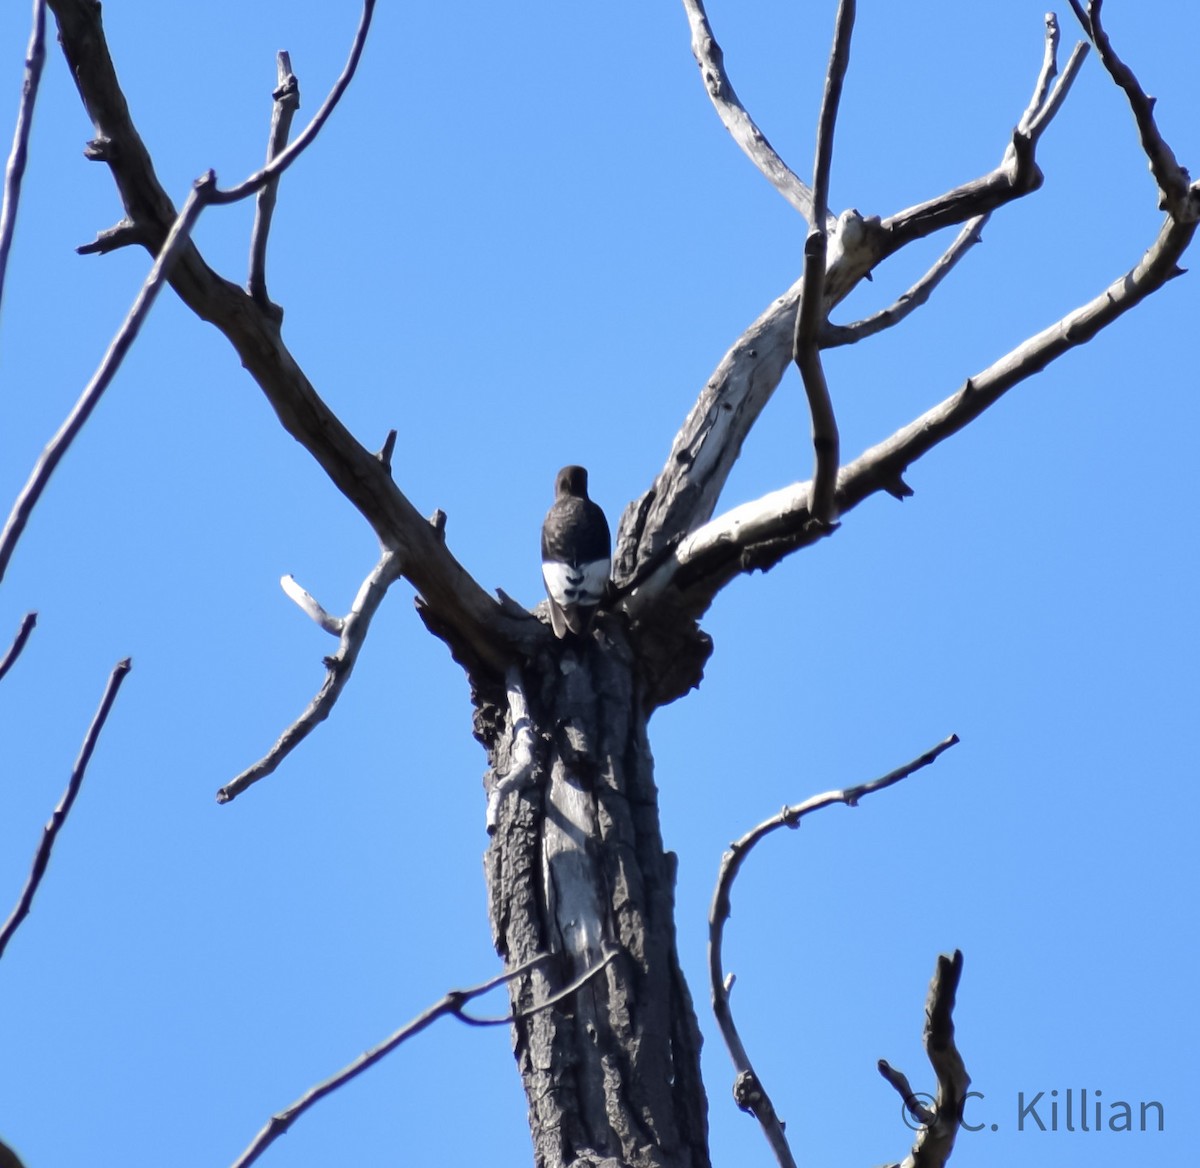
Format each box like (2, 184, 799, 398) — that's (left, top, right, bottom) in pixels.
(481, 619, 709, 1168)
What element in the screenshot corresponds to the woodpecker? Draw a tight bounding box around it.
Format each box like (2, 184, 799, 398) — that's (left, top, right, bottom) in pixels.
(540, 465, 611, 638)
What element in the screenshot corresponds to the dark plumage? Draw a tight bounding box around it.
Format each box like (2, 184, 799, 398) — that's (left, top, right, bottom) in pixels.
(541, 465, 611, 638)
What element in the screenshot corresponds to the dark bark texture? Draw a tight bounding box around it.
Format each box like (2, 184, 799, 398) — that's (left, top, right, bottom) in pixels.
(480, 618, 709, 1168)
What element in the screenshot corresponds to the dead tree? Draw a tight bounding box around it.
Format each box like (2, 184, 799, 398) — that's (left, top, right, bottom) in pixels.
(5, 1, 1195, 1167)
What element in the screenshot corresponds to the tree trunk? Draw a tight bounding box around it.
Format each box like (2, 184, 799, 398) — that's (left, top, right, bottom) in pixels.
(479, 616, 710, 1168)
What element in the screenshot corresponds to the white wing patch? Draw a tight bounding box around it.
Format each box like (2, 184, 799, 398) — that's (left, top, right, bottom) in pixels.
(542, 558, 610, 610)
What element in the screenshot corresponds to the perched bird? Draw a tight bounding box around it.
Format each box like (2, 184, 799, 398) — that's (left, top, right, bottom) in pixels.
(541, 465, 611, 639)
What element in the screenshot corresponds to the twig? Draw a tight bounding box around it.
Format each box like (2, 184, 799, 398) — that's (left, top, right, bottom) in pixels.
(210, 0, 374, 207)
(0, 657, 131, 961)
(217, 550, 402, 803)
(1017, 12, 1062, 136)
(0, 182, 209, 586)
(228, 949, 616, 1168)
(793, 0, 854, 530)
(247, 51, 300, 310)
(878, 950, 971, 1168)
(0, 0, 46, 323)
(0, 611, 37, 683)
(1068, 0, 1196, 219)
(708, 734, 959, 1168)
(280, 573, 344, 635)
(681, 0, 830, 228)
(822, 214, 990, 348)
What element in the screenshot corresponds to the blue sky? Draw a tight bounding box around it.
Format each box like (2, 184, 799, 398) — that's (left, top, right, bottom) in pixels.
(0, 2, 1196, 1166)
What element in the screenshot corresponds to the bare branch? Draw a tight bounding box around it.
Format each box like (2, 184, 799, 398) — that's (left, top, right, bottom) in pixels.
(627, 194, 1195, 630)
(0, 183, 209, 586)
(793, 0, 854, 529)
(280, 573, 344, 636)
(211, 1, 374, 206)
(879, 950, 971, 1168)
(616, 13, 1088, 586)
(247, 51, 300, 311)
(0, 0, 46, 323)
(824, 17, 1065, 352)
(0, 611, 36, 683)
(1017, 12, 1062, 136)
(228, 949, 616, 1168)
(0, 657, 131, 961)
(822, 214, 989, 348)
(681, 0, 827, 227)
(51, 0, 541, 677)
(1069, 0, 1197, 219)
(709, 736, 959, 1168)
(217, 550, 402, 804)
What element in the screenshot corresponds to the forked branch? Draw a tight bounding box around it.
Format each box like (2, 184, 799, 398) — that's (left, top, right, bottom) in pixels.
(217, 550, 403, 803)
(228, 949, 616, 1168)
(51, 0, 542, 683)
(879, 951, 971, 1168)
(709, 735, 959, 1168)
(615, 11, 1088, 586)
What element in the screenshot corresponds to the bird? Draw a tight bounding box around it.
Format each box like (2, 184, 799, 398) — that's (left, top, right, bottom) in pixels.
(541, 465, 611, 639)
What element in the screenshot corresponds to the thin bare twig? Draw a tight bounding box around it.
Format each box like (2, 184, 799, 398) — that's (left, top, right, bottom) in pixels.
(0, 657, 131, 961)
(212, 0, 374, 206)
(0, 0, 46, 322)
(878, 950, 971, 1168)
(228, 949, 616, 1168)
(247, 51, 300, 310)
(708, 734, 959, 1168)
(681, 0, 830, 228)
(822, 214, 989, 349)
(217, 549, 403, 803)
(280, 573, 344, 636)
(0, 182, 208, 586)
(793, 0, 854, 529)
(0, 611, 37, 683)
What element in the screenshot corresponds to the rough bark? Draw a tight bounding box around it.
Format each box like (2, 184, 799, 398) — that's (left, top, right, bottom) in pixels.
(480, 618, 709, 1168)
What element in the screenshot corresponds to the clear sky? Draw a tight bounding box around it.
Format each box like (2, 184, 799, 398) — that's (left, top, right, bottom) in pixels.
(0, 3, 1196, 1167)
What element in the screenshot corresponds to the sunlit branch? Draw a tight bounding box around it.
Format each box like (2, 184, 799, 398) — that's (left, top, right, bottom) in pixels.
(217, 550, 402, 804)
(0, 611, 37, 683)
(247, 51, 300, 311)
(280, 573, 344, 636)
(708, 734, 958, 1168)
(0, 657, 131, 961)
(681, 0, 827, 226)
(616, 11, 1088, 587)
(228, 949, 616, 1168)
(0, 0, 46, 323)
